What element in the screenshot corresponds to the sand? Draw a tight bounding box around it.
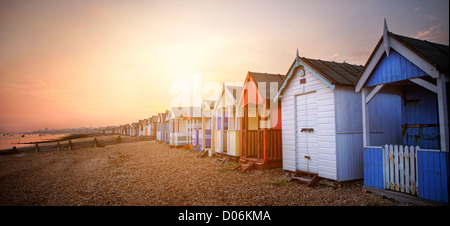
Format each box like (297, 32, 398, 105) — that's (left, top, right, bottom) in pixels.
(0, 140, 413, 206)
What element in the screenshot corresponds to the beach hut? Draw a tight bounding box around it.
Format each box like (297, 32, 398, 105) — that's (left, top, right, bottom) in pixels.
(187, 107, 202, 149)
(131, 122, 139, 136)
(168, 107, 201, 147)
(355, 22, 448, 203)
(145, 118, 151, 136)
(235, 72, 285, 172)
(275, 49, 384, 184)
(138, 120, 146, 136)
(201, 99, 215, 155)
(165, 110, 171, 143)
(125, 124, 131, 136)
(151, 115, 158, 139)
(213, 84, 243, 159)
(157, 112, 166, 141)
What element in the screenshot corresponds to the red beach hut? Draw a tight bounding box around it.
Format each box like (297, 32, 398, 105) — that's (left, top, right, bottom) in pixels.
(236, 71, 285, 172)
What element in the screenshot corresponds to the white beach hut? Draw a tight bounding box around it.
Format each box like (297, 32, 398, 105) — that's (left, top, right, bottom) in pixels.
(274, 52, 402, 183)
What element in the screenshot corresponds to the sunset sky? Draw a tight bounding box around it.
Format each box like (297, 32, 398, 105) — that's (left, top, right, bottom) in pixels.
(0, 0, 448, 132)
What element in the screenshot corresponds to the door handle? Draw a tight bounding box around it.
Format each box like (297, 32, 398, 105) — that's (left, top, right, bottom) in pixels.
(301, 128, 314, 132)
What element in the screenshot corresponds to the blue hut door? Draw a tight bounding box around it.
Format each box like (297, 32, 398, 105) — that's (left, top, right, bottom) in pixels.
(295, 92, 318, 173)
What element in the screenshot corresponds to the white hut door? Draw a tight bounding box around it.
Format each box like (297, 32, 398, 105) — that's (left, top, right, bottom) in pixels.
(295, 92, 318, 173)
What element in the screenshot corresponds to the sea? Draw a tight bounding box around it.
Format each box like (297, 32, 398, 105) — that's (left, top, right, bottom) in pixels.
(0, 133, 70, 150)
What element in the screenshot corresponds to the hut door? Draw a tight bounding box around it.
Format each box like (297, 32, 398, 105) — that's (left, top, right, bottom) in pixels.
(295, 92, 318, 173)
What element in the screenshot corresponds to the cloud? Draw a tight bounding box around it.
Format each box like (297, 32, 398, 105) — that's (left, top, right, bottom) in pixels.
(414, 7, 422, 11)
(413, 24, 445, 41)
(424, 14, 437, 21)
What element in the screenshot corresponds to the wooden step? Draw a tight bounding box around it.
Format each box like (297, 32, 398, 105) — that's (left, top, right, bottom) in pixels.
(240, 161, 255, 173)
(197, 149, 208, 158)
(215, 156, 229, 165)
(288, 171, 320, 187)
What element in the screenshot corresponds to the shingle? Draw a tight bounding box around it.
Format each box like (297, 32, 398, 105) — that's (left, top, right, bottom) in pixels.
(248, 72, 285, 99)
(391, 33, 449, 74)
(300, 57, 363, 85)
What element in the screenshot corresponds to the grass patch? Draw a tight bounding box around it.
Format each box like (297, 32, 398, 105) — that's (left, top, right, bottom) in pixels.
(217, 162, 239, 173)
(366, 196, 381, 206)
(270, 180, 292, 187)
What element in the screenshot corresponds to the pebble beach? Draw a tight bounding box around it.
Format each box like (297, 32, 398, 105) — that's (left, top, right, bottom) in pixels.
(0, 140, 413, 206)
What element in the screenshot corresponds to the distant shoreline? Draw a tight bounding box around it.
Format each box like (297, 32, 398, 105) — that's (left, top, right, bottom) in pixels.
(0, 133, 101, 152)
(18, 133, 98, 145)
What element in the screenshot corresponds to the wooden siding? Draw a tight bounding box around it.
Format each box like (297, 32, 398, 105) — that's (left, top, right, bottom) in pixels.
(365, 49, 428, 87)
(401, 84, 440, 149)
(334, 86, 365, 181)
(281, 65, 337, 180)
(228, 130, 241, 157)
(417, 150, 449, 204)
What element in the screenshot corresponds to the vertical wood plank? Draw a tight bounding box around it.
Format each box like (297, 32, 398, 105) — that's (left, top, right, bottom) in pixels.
(399, 145, 405, 192)
(405, 146, 410, 194)
(410, 146, 416, 195)
(429, 150, 436, 201)
(440, 152, 448, 204)
(384, 145, 389, 189)
(415, 146, 419, 196)
(389, 145, 394, 190)
(394, 145, 399, 191)
(434, 152, 441, 203)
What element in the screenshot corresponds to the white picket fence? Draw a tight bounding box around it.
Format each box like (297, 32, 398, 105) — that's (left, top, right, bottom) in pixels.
(382, 144, 419, 195)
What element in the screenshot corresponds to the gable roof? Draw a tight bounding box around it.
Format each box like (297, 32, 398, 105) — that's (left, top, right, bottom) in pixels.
(202, 99, 215, 110)
(250, 72, 286, 93)
(158, 112, 166, 122)
(237, 71, 284, 107)
(355, 28, 449, 92)
(299, 57, 363, 85)
(391, 33, 449, 75)
(214, 84, 243, 109)
(275, 56, 362, 101)
(249, 71, 286, 100)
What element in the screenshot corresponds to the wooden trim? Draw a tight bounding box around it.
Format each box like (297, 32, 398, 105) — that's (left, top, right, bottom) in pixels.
(436, 73, 449, 152)
(356, 43, 386, 92)
(409, 78, 438, 94)
(362, 88, 370, 147)
(365, 84, 385, 104)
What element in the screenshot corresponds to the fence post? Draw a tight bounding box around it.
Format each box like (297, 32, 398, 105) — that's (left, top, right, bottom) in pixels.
(35, 143, 39, 152)
(405, 146, 410, 194)
(394, 145, 399, 191)
(389, 145, 394, 190)
(415, 146, 419, 196)
(383, 144, 389, 189)
(399, 145, 405, 192)
(68, 140, 72, 150)
(410, 146, 416, 195)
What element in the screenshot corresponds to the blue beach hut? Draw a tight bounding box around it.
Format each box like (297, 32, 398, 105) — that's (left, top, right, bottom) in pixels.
(355, 21, 449, 204)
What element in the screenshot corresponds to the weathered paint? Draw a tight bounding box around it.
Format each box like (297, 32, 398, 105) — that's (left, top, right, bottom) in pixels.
(365, 49, 428, 88)
(417, 150, 448, 204)
(363, 147, 384, 189)
(401, 85, 440, 149)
